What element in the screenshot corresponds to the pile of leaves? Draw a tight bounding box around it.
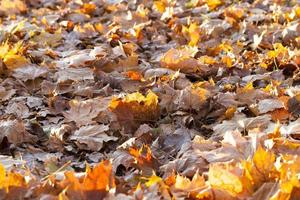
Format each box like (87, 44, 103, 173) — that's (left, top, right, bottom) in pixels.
(0, 0, 300, 199)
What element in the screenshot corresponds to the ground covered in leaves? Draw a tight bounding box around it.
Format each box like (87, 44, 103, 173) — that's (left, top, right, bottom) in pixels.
(0, 0, 300, 199)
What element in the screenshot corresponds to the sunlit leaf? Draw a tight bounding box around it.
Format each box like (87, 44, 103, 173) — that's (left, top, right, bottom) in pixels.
(208, 163, 252, 197)
(160, 47, 199, 73)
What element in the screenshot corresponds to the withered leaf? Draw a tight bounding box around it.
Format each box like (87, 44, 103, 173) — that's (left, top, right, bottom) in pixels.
(63, 97, 110, 127)
(55, 68, 94, 83)
(70, 124, 118, 151)
(0, 119, 31, 145)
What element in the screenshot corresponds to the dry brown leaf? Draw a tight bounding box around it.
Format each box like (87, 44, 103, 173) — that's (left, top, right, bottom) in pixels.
(55, 68, 94, 83)
(70, 124, 118, 151)
(0, 119, 30, 145)
(13, 65, 48, 81)
(63, 97, 110, 127)
(0, 86, 16, 102)
(257, 99, 285, 114)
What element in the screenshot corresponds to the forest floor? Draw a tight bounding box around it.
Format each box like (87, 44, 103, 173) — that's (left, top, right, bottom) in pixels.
(0, 0, 300, 199)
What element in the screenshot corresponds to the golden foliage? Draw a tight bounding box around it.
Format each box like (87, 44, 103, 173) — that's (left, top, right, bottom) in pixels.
(0, 41, 29, 69)
(110, 90, 159, 132)
(160, 47, 199, 73)
(0, 163, 26, 192)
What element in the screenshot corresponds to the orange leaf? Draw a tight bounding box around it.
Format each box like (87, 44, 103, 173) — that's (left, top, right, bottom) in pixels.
(83, 160, 115, 191)
(129, 145, 153, 167)
(61, 160, 115, 199)
(126, 71, 143, 81)
(81, 3, 96, 15)
(270, 108, 290, 122)
(160, 47, 199, 73)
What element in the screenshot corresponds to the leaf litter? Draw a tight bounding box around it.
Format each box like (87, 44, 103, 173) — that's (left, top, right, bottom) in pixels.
(0, 0, 300, 199)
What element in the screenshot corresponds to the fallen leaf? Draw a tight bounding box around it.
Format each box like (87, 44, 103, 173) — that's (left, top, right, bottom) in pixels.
(160, 47, 199, 73)
(70, 124, 118, 151)
(208, 163, 252, 197)
(0, 119, 30, 145)
(55, 68, 94, 83)
(0, 0, 27, 15)
(13, 65, 48, 81)
(63, 97, 110, 127)
(257, 99, 284, 114)
(109, 90, 159, 133)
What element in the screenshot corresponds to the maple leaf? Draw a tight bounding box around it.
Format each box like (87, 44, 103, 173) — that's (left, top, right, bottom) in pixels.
(63, 97, 110, 127)
(109, 90, 159, 133)
(0, 163, 27, 195)
(70, 124, 118, 151)
(172, 172, 210, 199)
(160, 47, 199, 73)
(182, 22, 201, 46)
(0, 41, 29, 69)
(60, 160, 115, 200)
(269, 155, 300, 200)
(208, 163, 252, 197)
(1, 0, 300, 198)
(128, 145, 159, 175)
(243, 146, 279, 190)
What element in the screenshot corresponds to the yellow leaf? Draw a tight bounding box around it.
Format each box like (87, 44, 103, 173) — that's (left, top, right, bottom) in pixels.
(222, 55, 233, 68)
(243, 146, 278, 190)
(224, 7, 244, 21)
(153, 1, 166, 13)
(0, 164, 6, 189)
(253, 146, 277, 176)
(267, 43, 288, 59)
(270, 156, 300, 200)
(145, 173, 162, 187)
(129, 145, 153, 166)
(199, 56, 216, 65)
(0, 42, 10, 58)
(123, 90, 158, 106)
(3, 54, 28, 69)
(208, 163, 252, 197)
(296, 6, 300, 18)
(175, 173, 205, 191)
(0, 163, 26, 192)
(206, 0, 223, 10)
(188, 22, 200, 46)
